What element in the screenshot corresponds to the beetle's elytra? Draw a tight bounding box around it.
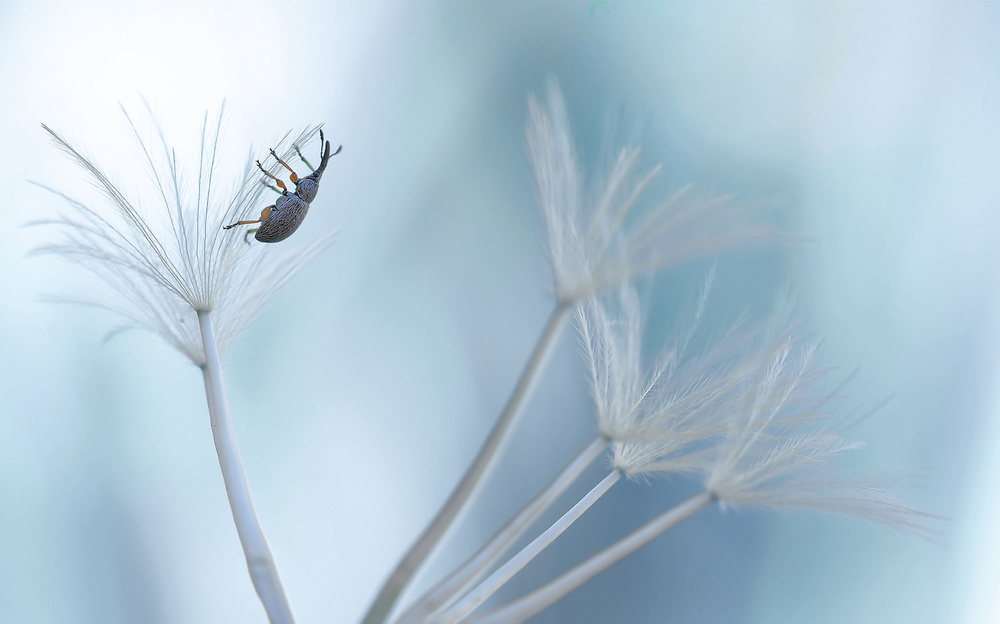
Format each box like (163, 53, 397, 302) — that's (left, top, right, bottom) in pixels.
(224, 129, 341, 243)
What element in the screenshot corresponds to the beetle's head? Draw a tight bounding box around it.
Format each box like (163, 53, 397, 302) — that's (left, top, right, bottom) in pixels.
(294, 178, 320, 203)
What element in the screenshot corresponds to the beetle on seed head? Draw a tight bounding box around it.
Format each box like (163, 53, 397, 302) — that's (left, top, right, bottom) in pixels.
(224, 129, 342, 243)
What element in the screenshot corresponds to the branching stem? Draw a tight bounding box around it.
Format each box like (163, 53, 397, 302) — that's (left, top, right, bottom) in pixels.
(469, 491, 715, 624)
(434, 469, 622, 624)
(362, 303, 571, 624)
(398, 436, 608, 624)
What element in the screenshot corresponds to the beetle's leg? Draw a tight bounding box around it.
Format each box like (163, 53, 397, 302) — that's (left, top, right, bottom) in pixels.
(269, 149, 299, 183)
(244, 228, 259, 245)
(257, 159, 287, 192)
(293, 130, 326, 171)
(261, 180, 283, 195)
(223, 205, 273, 230)
(294, 144, 315, 172)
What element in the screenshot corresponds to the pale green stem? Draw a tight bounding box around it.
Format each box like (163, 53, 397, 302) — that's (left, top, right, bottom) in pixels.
(468, 491, 716, 624)
(363, 303, 571, 624)
(433, 469, 622, 624)
(398, 436, 608, 624)
(198, 310, 294, 624)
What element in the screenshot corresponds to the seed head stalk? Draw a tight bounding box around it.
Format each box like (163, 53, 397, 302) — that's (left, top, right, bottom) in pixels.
(398, 435, 608, 624)
(434, 469, 623, 624)
(469, 491, 716, 624)
(198, 310, 294, 624)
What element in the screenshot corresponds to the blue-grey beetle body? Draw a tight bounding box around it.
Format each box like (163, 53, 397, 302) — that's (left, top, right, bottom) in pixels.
(224, 130, 341, 243)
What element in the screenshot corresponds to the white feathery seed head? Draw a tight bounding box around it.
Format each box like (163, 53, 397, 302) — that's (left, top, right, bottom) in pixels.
(35, 106, 335, 366)
(527, 81, 789, 305)
(581, 285, 932, 533)
(703, 326, 934, 533)
(578, 280, 756, 478)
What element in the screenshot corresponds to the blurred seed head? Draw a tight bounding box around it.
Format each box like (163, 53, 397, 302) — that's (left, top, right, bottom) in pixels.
(703, 334, 935, 533)
(579, 282, 932, 532)
(579, 280, 761, 477)
(527, 81, 790, 305)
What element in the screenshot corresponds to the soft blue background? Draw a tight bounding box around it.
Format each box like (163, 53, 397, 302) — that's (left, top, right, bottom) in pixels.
(0, 1, 995, 622)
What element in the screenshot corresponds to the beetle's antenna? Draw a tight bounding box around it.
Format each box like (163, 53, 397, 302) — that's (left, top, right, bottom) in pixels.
(320, 130, 342, 158)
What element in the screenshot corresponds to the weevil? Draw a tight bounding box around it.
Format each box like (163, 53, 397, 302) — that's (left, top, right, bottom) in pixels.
(224, 129, 342, 243)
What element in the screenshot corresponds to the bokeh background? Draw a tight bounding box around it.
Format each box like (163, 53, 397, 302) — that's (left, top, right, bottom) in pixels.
(0, 1, 997, 622)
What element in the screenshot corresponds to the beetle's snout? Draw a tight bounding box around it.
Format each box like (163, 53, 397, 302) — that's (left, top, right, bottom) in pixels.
(295, 178, 320, 203)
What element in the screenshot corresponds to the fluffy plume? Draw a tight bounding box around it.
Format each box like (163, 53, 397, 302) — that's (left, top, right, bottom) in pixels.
(703, 336, 933, 532)
(580, 283, 930, 532)
(578, 281, 752, 477)
(35, 107, 334, 365)
(528, 81, 787, 305)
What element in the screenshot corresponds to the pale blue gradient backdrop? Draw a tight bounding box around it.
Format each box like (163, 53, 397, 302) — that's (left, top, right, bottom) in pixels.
(0, 1, 995, 623)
